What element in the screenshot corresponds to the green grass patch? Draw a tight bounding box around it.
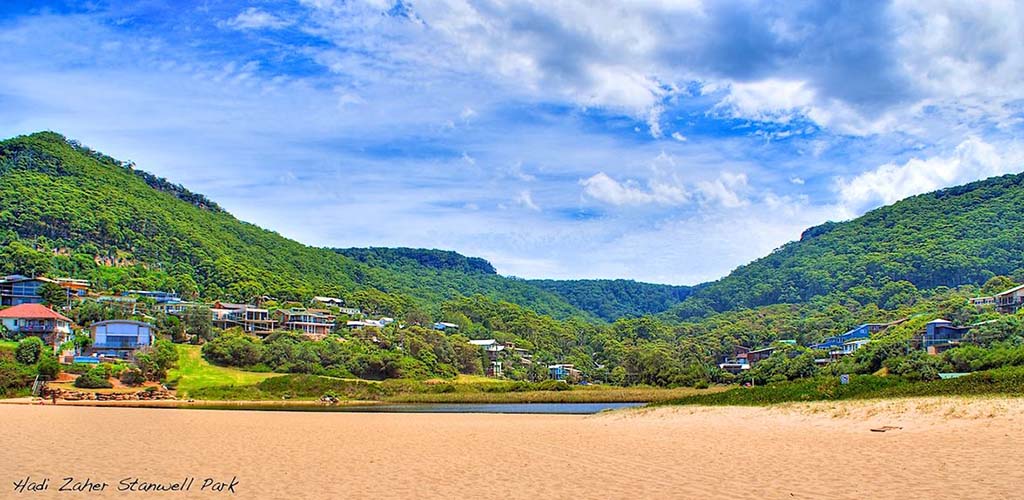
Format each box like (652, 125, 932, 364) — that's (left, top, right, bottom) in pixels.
(167, 345, 282, 398)
(663, 366, 1024, 407)
(186, 373, 712, 403)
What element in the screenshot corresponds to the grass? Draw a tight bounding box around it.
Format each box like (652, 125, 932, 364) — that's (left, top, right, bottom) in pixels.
(184, 372, 714, 403)
(385, 386, 712, 404)
(661, 366, 1024, 407)
(167, 345, 282, 398)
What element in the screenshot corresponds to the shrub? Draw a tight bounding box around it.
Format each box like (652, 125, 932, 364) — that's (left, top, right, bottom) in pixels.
(15, 337, 45, 365)
(74, 367, 113, 389)
(119, 366, 146, 386)
(36, 354, 60, 381)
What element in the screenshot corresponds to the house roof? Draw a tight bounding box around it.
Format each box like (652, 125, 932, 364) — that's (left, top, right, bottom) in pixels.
(996, 284, 1024, 296)
(0, 303, 71, 322)
(90, 319, 155, 328)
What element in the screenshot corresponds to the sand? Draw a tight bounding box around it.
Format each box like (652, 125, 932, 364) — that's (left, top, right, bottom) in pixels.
(3, 397, 1024, 499)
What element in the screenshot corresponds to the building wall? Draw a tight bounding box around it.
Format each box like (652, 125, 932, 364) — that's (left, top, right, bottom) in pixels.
(93, 322, 152, 347)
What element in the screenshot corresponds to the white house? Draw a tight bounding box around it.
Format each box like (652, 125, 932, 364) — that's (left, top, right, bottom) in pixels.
(89, 320, 155, 359)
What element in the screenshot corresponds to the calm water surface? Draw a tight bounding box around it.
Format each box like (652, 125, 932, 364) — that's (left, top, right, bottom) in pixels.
(191, 402, 644, 414)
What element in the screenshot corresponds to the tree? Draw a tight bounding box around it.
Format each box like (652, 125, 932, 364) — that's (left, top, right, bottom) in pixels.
(15, 337, 45, 365)
(38, 282, 69, 308)
(981, 275, 1017, 296)
(183, 305, 214, 342)
(135, 339, 179, 381)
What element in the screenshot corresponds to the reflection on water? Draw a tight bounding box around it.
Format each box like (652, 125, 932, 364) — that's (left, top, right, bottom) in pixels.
(190, 402, 645, 414)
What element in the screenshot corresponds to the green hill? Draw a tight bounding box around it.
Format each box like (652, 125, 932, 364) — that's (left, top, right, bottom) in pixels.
(0, 131, 585, 318)
(528, 279, 693, 321)
(668, 172, 1024, 320)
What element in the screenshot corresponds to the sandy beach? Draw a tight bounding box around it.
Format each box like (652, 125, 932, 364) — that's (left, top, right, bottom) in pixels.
(3, 397, 1024, 499)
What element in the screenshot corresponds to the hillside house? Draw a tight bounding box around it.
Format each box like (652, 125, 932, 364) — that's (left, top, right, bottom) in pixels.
(89, 320, 154, 359)
(916, 319, 972, 355)
(548, 364, 582, 383)
(277, 308, 336, 336)
(995, 285, 1024, 314)
(0, 275, 52, 306)
(718, 345, 751, 374)
(123, 290, 181, 304)
(811, 324, 888, 351)
(469, 339, 505, 377)
(211, 302, 275, 334)
(0, 303, 72, 352)
(433, 322, 460, 331)
(312, 296, 344, 307)
(969, 296, 996, 307)
(55, 278, 90, 298)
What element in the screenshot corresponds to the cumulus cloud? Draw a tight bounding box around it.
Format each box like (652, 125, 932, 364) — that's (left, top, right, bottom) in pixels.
(836, 137, 1024, 215)
(222, 8, 292, 30)
(671, 131, 687, 142)
(580, 172, 689, 206)
(695, 172, 750, 208)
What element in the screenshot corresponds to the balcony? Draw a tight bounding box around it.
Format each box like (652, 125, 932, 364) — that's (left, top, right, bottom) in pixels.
(17, 324, 62, 333)
(92, 342, 145, 349)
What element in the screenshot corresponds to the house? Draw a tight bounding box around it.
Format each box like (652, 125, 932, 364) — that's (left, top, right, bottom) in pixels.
(210, 302, 275, 334)
(469, 339, 505, 377)
(969, 296, 996, 307)
(277, 308, 336, 336)
(837, 338, 871, 358)
(55, 278, 90, 298)
(337, 307, 362, 317)
(995, 285, 1024, 314)
(718, 345, 751, 374)
(88, 320, 154, 359)
(123, 290, 181, 304)
(0, 303, 72, 352)
(548, 364, 582, 383)
(433, 322, 460, 331)
(917, 319, 972, 355)
(811, 324, 888, 350)
(155, 301, 200, 316)
(0, 275, 57, 306)
(312, 296, 345, 307)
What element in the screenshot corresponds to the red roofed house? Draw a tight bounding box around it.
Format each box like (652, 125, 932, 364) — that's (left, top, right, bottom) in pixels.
(0, 303, 73, 352)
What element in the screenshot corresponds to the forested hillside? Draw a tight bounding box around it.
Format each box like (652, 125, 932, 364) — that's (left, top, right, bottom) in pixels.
(668, 172, 1024, 320)
(529, 279, 693, 321)
(0, 132, 582, 318)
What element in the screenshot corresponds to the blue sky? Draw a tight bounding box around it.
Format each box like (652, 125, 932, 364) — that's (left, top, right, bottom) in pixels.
(1, 0, 1023, 285)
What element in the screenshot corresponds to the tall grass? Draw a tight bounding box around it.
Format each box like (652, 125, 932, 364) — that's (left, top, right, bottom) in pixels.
(662, 366, 1024, 407)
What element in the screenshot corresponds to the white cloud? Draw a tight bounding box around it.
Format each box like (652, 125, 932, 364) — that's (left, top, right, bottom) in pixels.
(222, 8, 292, 30)
(516, 190, 540, 211)
(580, 172, 688, 206)
(789, 176, 805, 185)
(835, 137, 1024, 215)
(714, 79, 815, 124)
(671, 131, 687, 142)
(695, 172, 750, 208)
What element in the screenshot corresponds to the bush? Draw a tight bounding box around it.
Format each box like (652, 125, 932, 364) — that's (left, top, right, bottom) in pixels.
(74, 367, 113, 389)
(0, 359, 35, 396)
(119, 366, 146, 386)
(15, 337, 45, 365)
(37, 354, 60, 381)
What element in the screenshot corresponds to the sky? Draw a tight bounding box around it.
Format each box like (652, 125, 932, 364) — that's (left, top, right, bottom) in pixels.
(1, 0, 1022, 285)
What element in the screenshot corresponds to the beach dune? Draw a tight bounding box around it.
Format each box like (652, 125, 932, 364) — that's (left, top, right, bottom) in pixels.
(3, 397, 1023, 499)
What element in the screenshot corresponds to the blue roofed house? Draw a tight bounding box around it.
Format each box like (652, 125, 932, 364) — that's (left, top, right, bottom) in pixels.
(918, 319, 972, 355)
(88, 320, 155, 359)
(812, 323, 890, 359)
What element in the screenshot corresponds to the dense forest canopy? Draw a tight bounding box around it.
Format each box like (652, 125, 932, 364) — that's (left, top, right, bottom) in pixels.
(667, 172, 1024, 320)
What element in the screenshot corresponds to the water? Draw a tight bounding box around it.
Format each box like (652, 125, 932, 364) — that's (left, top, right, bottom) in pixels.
(188, 402, 645, 414)
(329, 402, 645, 414)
